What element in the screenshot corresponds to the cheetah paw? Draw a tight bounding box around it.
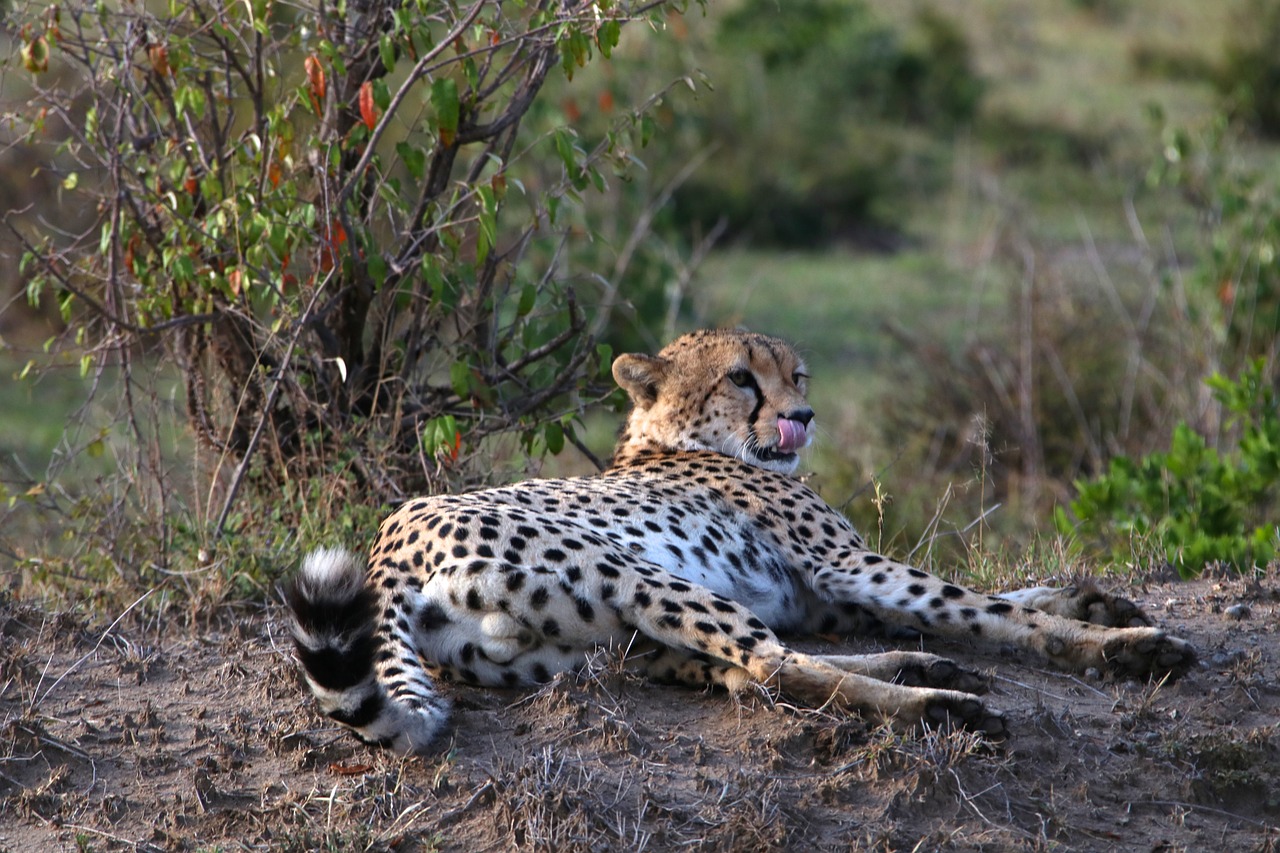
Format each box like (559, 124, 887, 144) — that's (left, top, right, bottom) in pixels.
(1076, 587, 1152, 628)
(922, 693, 1007, 737)
(893, 657, 989, 695)
(1101, 629, 1197, 681)
(1039, 582, 1154, 627)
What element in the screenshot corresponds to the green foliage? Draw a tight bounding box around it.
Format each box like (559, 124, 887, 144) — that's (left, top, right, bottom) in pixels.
(1061, 361, 1280, 575)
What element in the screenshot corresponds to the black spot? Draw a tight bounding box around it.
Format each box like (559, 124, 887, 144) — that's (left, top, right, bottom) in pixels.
(576, 598, 596, 622)
(418, 602, 451, 632)
(452, 544, 469, 559)
(505, 573, 526, 593)
(986, 601, 1013, 615)
(530, 587, 550, 610)
(942, 585, 965, 599)
(542, 618, 561, 637)
(907, 583, 926, 596)
(531, 663, 551, 682)
(864, 555, 884, 565)
(633, 590, 652, 607)
(465, 589, 483, 611)
(871, 572, 887, 584)
(660, 599, 682, 614)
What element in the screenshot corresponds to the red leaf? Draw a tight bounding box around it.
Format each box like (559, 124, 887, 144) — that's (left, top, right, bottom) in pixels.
(328, 762, 374, 776)
(304, 55, 325, 115)
(359, 81, 377, 130)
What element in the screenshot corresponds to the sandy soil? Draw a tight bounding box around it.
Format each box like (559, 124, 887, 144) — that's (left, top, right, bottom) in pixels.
(2, 572, 1278, 852)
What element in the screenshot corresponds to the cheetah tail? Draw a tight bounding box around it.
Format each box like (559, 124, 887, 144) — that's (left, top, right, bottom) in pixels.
(283, 548, 443, 753)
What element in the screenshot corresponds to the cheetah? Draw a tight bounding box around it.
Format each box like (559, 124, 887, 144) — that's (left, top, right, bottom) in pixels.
(285, 329, 1195, 753)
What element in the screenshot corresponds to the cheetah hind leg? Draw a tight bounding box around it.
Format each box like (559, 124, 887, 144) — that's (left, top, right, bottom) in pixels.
(640, 648, 987, 695)
(637, 646, 1004, 736)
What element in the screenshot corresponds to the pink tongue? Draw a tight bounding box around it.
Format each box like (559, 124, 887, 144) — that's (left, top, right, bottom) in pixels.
(776, 418, 807, 453)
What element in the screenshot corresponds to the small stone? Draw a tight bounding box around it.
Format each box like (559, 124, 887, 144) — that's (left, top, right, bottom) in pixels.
(1225, 603, 1252, 621)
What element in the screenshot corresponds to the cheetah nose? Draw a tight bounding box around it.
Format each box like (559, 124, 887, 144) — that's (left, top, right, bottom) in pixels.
(785, 408, 814, 426)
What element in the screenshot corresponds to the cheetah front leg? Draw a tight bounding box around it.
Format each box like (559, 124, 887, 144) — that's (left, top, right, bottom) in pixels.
(811, 555, 1196, 680)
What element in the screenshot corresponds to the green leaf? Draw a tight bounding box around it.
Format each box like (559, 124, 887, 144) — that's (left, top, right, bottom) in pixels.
(516, 283, 537, 317)
(397, 142, 425, 179)
(597, 20, 621, 58)
(450, 360, 470, 399)
(544, 421, 564, 455)
(379, 34, 396, 73)
(432, 78, 459, 144)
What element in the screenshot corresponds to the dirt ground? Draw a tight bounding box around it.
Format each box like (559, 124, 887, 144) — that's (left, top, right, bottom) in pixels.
(2, 571, 1278, 852)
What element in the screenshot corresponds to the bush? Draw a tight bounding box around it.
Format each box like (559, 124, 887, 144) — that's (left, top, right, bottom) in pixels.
(1061, 361, 1280, 575)
(2, 0, 688, 596)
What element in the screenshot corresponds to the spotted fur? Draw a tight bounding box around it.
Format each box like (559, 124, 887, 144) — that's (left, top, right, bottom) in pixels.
(285, 329, 1195, 753)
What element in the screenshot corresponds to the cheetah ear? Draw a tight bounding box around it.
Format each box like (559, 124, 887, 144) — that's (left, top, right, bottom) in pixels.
(612, 353, 668, 408)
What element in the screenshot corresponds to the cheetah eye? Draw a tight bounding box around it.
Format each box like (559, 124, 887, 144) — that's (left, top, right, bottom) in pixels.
(792, 371, 809, 386)
(727, 368, 752, 388)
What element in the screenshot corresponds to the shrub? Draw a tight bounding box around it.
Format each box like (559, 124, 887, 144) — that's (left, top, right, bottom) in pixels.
(1061, 361, 1280, 575)
(2, 0, 690, 598)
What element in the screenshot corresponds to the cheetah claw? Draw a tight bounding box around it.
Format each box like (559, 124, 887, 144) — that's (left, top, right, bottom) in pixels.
(1080, 590, 1152, 628)
(894, 658, 990, 696)
(1101, 630, 1197, 681)
(923, 695, 1007, 738)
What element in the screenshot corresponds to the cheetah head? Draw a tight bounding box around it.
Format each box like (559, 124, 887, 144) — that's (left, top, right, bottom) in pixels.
(611, 329, 814, 474)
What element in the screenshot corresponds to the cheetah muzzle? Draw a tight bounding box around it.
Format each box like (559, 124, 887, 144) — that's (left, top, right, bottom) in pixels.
(284, 329, 1196, 753)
